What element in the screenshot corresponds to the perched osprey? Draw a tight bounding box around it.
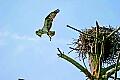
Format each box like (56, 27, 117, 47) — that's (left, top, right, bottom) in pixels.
(36, 9, 60, 41)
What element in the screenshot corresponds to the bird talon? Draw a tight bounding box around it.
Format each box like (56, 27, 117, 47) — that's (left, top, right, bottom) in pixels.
(48, 35, 52, 41)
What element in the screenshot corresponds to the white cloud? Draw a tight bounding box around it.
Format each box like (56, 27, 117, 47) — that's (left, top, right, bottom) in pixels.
(0, 31, 73, 49)
(0, 31, 39, 42)
(12, 33, 38, 41)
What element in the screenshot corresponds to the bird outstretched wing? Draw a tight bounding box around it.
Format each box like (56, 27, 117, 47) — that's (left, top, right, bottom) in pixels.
(36, 9, 60, 41)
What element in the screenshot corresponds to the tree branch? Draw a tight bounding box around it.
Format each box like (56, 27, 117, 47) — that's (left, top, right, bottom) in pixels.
(57, 48, 94, 79)
(104, 62, 120, 72)
(114, 52, 120, 80)
(105, 66, 120, 78)
(106, 26, 120, 39)
(110, 76, 120, 79)
(66, 25, 102, 41)
(67, 25, 85, 34)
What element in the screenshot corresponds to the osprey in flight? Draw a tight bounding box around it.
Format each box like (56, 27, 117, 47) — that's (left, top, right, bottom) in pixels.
(36, 9, 60, 41)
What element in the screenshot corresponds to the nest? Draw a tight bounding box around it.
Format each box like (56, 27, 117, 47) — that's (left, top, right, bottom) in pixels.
(69, 26, 120, 66)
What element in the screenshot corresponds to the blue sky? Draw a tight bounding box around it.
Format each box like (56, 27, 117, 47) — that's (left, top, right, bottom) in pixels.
(0, 0, 120, 80)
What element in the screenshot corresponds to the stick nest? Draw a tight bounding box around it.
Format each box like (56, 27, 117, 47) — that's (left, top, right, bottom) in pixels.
(69, 26, 120, 66)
